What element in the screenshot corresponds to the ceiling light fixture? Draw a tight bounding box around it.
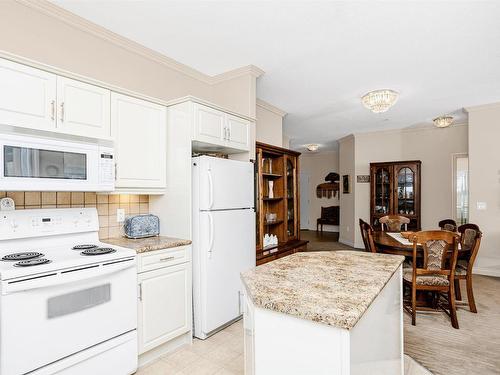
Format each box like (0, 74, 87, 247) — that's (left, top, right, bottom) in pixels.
(433, 115, 454, 128)
(306, 144, 319, 152)
(361, 89, 399, 113)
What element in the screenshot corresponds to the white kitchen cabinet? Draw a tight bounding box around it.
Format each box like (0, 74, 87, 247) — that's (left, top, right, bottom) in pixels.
(193, 103, 226, 146)
(137, 246, 191, 355)
(0, 58, 57, 131)
(56, 76, 111, 139)
(111, 93, 167, 190)
(192, 103, 250, 152)
(226, 114, 250, 150)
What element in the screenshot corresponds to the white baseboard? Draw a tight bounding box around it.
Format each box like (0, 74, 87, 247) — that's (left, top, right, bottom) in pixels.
(339, 237, 356, 248)
(473, 267, 500, 278)
(138, 331, 192, 368)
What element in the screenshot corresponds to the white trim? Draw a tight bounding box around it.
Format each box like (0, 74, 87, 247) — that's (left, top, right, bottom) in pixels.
(451, 153, 469, 223)
(473, 267, 500, 278)
(13, 0, 264, 85)
(465, 101, 500, 113)
(337, 134, 355, 144)
(354, 122, 468, 139)
(339, 238, 356, 248)
(256, 99, 287, 117)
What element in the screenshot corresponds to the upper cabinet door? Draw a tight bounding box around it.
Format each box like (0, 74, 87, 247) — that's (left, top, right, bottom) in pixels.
(111, 93, 166, 189)
(56, 77, 111, 139)
(0, 59, 56, 131)
(226, 114, 250, 151)
(193, 103, 225, 146)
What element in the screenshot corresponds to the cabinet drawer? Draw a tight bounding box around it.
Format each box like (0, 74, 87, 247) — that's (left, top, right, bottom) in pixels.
(138, 245, 190, 273)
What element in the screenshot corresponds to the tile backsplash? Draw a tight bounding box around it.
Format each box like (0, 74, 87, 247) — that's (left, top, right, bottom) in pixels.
(0, 192, 150, 240)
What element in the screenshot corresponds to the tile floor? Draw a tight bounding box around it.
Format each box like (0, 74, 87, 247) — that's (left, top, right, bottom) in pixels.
(136, 318, 431, 375)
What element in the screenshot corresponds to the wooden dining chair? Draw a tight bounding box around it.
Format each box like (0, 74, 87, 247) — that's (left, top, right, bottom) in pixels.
(403, 230, 460, 329)
(438, 219, 457, 232)
(379, 215, 410, 232)
(359, 219, 377, 253)
(454, 224, 482, 313)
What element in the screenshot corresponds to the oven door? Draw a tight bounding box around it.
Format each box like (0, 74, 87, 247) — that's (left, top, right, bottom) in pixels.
(0, 133, 103, 191)
(0, 260, 137, 375)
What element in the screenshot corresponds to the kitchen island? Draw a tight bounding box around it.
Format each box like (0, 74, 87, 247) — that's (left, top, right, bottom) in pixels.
(241, 251, 405, 375)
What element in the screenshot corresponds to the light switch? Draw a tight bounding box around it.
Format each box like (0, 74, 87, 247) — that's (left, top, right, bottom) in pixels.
(476, 202, 487, 210)
(117, 208, 126, 223)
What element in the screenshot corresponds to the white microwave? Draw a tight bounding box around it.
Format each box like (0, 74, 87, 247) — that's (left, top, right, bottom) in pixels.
(0, 134, 114, 191)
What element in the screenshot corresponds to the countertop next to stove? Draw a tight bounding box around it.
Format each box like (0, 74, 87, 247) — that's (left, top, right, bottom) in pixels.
(103, 236, 192, 254)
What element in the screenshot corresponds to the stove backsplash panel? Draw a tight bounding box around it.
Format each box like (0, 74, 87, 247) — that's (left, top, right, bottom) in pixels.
(0, 192, 149, 240)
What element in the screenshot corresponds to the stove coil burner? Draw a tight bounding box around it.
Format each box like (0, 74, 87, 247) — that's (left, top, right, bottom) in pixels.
(1, 252, 44, 261)
(80, 247, 116, 256)
(72, 244, 98, 250)
(14, 258, 51, 267)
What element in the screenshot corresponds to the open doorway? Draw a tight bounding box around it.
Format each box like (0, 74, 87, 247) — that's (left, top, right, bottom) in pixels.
(453, 153, 469, 225)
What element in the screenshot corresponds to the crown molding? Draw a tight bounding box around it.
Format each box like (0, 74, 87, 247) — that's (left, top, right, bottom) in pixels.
(256, 99, 287, 117)
(212, 65, 265, 84)
(15, 0, 265, 85)
(464, 101, 500, 113)
(353, 122, 468, 139)
(337, 134, 355, 144)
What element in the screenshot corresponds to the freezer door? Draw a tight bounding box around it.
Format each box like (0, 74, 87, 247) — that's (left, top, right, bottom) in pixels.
(198, 209, 255, 336)
(194, 156, 254, 210)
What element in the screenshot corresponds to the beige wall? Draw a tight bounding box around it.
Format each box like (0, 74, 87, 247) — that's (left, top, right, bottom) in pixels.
(339, 135, 356, 246)
(255, 99, 286, 147)
(339, 125, 468, 248)
(467, 102, 500, 276)
(300, 151, 340, 231)
(0, 0, 258, 118)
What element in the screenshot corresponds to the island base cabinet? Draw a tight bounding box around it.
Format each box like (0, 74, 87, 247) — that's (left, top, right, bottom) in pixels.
(243, 266, 403, 375)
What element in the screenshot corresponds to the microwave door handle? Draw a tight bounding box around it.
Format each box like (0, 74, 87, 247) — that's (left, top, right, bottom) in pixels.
(208, 212, 214, 258)
(207, 167, 214, 209)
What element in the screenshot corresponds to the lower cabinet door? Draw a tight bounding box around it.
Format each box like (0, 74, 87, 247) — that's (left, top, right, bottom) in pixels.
(138, 262, 191, 354)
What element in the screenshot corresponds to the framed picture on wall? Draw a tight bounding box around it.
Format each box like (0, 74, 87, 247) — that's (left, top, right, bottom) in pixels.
(342, 175, 350, 194)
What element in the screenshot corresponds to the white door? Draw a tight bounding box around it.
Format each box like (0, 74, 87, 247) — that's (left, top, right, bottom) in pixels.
(226, 114, 249, 151)
(193, 103, 225, 146)
(56, 76, 111, 139)
(299, 172, 310, 229)
(137, 263, 191, 354)
(0, 58, 56, 131)
(195, 156, 254, 210)
(111, 92, 166, 189)
(198, 209, 255, 335)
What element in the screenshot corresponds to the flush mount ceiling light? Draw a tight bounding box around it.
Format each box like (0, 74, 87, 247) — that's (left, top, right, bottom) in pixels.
(361, 89, 399, 113)
(306, 144, 319, 152)
(433, 115, 454, 128)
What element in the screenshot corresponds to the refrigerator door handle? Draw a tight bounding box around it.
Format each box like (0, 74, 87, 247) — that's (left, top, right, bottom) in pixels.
(207, 167, 214, 209)
(208, 212, 214, 258)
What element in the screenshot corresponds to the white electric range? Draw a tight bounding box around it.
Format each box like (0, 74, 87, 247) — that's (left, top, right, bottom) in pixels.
(0, 208, 138, 375)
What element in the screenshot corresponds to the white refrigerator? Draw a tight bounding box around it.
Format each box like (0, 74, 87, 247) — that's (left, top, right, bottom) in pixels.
(192, 156, 256, 339)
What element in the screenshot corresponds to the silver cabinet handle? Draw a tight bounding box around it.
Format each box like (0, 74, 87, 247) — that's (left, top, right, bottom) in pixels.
(114, 163, 118, 181)
(160, 256, 175, 262)
(238, 291, 242, 315)
(50, 100, 55, 121)
(228, 127, 231, 140)
(223, 127, 228, 140)
(138, 283, 143, 301)
(60, 102, 65, 122)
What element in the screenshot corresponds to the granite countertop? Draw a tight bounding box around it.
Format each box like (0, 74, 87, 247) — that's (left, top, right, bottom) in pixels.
(241, 251, 404, 330)
(103, 236, 192, 253)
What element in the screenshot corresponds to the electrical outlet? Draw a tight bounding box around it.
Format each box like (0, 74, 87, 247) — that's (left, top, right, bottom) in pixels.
(117, 208, 125, 223)
(476, 202, 487, 210)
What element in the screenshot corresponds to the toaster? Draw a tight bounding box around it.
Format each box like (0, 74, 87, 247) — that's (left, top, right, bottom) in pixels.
(124, 214, 160, 239)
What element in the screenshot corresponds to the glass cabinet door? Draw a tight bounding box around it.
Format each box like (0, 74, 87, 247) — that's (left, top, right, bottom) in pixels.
(395, 166, 416, 215)
(285, 156, 297, 240)
(373, 167, 392, 215)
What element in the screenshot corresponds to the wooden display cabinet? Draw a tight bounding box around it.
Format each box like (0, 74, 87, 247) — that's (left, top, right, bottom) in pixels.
(256, 142, 308, 265)
(370, 160, 422, 231)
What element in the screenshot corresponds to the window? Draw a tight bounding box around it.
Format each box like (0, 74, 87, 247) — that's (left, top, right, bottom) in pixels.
(453, 154, 469, 224)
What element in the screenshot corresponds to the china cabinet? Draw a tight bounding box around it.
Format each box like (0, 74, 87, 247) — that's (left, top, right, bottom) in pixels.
(255, 142, 307, 265)
(370, 160, 421, 230)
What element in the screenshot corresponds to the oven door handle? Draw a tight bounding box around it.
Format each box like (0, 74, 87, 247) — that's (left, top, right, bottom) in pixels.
(1, 257, 136, 295)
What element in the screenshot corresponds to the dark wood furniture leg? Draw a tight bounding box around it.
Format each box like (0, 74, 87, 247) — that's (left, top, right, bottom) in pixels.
(454, 279, 462, 301)
(466, 274, 477, 313)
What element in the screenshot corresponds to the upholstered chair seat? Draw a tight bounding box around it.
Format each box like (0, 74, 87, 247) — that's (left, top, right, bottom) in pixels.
(403, 269, 450, 286)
